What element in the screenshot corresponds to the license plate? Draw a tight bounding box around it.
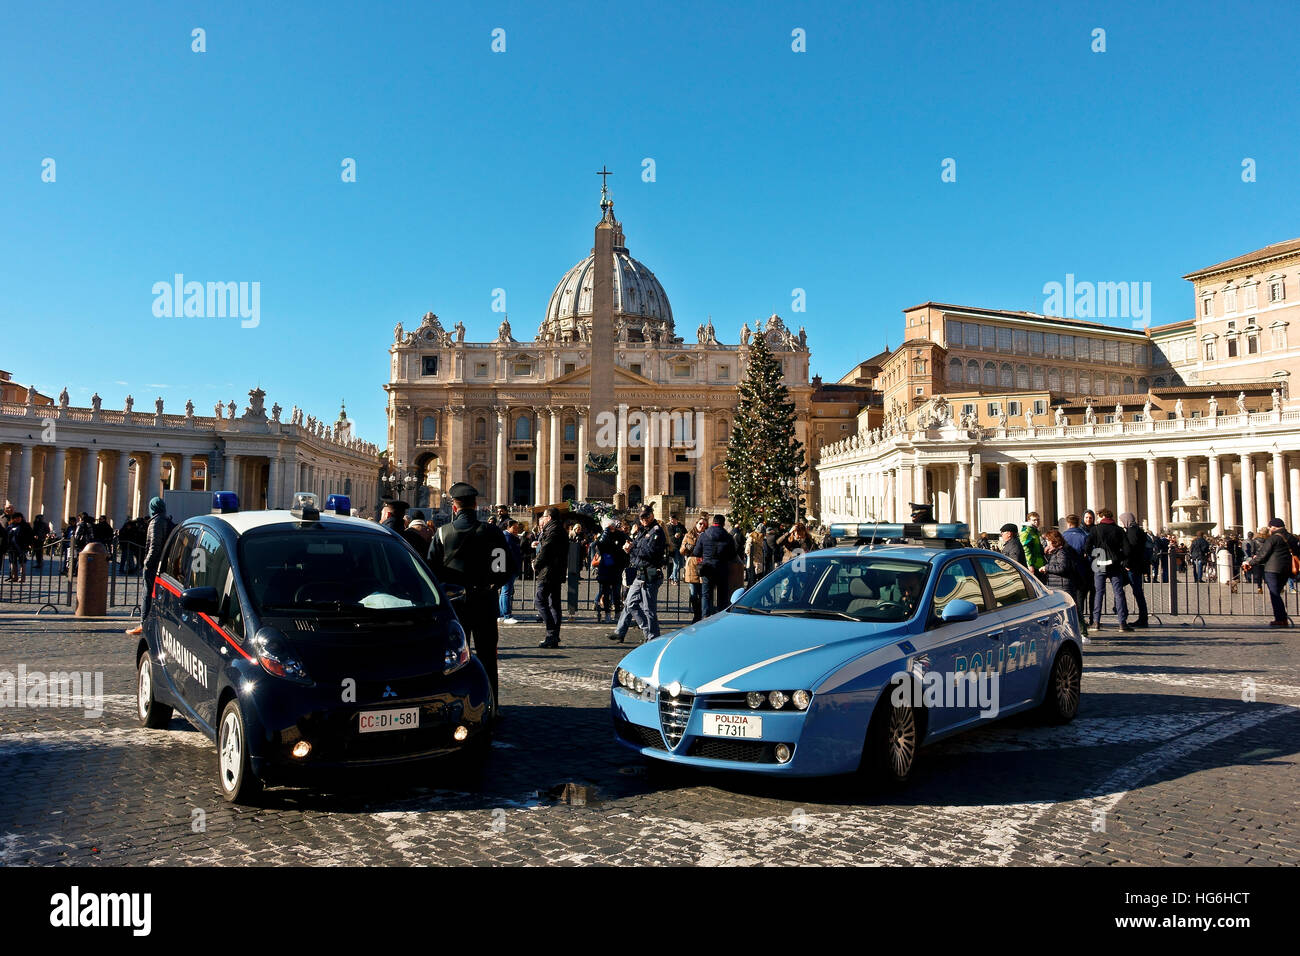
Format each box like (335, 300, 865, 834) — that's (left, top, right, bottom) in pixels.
(358, 707, 420, 734)
(702, 713, 762, 739)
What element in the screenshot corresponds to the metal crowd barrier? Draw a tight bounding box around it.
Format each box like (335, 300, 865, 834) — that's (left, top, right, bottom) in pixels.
(0, 539, 73, 613)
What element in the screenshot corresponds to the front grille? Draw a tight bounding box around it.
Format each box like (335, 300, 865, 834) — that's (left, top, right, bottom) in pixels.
(616, 719, 666, 751)
(658, 689, 695, 749)
(293, 619, 317, 632)
(687, 738, 778, 763)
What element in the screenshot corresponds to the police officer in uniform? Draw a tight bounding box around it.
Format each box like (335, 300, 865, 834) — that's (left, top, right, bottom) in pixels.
(428, 482, 517, 717)
(381, 499, 428, 557)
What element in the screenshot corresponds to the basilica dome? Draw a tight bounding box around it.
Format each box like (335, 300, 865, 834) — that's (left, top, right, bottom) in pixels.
(540, 236, 674, 342)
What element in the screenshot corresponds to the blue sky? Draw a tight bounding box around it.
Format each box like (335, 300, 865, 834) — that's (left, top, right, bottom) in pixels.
(3, 1, 1299, 443)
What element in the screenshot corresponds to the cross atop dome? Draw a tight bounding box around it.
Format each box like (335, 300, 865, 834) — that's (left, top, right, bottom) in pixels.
(597, 165, 615, 220)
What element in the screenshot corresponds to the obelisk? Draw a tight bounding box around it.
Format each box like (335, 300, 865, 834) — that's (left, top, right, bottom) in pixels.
(588, 168, 617, 500)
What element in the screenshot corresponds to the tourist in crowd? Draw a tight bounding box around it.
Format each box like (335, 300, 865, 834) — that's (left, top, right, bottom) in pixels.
(532, 508, 567, 649)
(1019, 511, 1045, 573)
(1188, 531, 1210, 583)
(665, 515, 686, 582)
(1062, 513, 1094, 618)
(126, 497, 173, 638)
(405, 518, 434, 567)
(1120, 512, 1150, 628)
(762, 521, 781, 574)
(1242, 519, 1297, 627)
(743, 526, 766, 586)
(692, 513, 738, 617)
(593, 516, 628, 623)
(6, 512, 33, 582)
(681, 515, 708, 622)
(999, 522, 1026, 565)
(30, 513, 49, 570)
(1086, 508, 1133, 632)
(1152, 531, 1171, 583)
(497, 520, 522, 625)
(519, 524, 535, 579)
(566, 522, 587, 613)
(1246, 529, 1269, 593)
(782, 522, 818, 562)
(1039, 529, 1089, 639)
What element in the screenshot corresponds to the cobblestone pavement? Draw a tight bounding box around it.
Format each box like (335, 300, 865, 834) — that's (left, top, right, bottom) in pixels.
(1, 607, 1297, 866)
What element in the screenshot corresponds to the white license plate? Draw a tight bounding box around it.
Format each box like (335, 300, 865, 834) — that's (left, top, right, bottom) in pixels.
(358, 707, 420, 734)
(702, 713, 762, 739)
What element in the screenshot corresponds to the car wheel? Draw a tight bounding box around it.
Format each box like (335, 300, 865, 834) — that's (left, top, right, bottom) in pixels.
(136, 653, 173, 729)
(217, 699, 262, 804)
(1039, 648, 1081, 724)
(863, 697, 920, 786)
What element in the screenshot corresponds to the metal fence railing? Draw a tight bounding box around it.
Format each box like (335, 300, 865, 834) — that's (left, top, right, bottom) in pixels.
(1, 538, 145, 614)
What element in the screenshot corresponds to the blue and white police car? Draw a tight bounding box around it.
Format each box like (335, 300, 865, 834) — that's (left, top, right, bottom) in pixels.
(611, 523, 1083, 784)
(134, 492, 492, 803)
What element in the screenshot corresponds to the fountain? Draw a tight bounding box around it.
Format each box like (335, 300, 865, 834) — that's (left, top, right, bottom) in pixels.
(1166, 486, 1216, 540)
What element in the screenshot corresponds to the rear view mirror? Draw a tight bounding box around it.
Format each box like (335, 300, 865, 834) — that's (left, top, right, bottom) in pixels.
(941, 599, 979, 623)
(180, 586, 219, 615)
(729, 587, 746, 605)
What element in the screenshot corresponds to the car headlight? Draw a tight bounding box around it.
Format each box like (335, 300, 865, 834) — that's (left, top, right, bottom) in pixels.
(633, 677, 646, 695)
(792, 690, 811, 710)
(616, 668, 629, 687)
(746, 692, 765, 709)
(443, 620, 470, 674)
(768, 690, 789, 710)
(253, 631, 312, 685)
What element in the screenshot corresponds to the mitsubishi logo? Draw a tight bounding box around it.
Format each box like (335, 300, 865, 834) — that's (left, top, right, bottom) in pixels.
(382, 685, 397, 698)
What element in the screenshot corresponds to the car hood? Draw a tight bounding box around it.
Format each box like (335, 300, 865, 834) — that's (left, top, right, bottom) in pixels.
(619, 611, 911, 693)
(261, 613, 452, 683)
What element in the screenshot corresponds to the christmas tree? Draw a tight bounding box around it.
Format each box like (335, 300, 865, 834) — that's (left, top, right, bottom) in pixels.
(724, 328, 806, 530)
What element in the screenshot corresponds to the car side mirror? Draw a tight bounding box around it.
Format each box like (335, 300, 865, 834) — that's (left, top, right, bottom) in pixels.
(180, 586, 219, 614)
(729, 587, 746, 605)
(940, 599, 979, 624)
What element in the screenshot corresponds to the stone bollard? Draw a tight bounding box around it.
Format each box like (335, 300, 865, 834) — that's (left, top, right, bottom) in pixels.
(1217, 548, 1233, 587)
(75, 542, 109, 616)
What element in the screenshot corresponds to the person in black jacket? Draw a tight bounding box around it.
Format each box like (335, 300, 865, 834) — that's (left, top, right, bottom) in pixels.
(1120, 512, 1149, 628)
(998, 523, 1026, 566)
(126, 497, 174, 637)
(531, 508, 568, 648)
(593, 517, 628, 623)
(1085, 508, 1132, 632)
(6, 513, 33, 582)
(1243, 519, 1296, 626)
(692, 513, 738, 617)
(609, 505, 667, 642)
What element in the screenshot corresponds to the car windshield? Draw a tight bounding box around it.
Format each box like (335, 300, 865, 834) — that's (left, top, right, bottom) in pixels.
(730, 553, 930, 623)
(238, 528, 442, 617)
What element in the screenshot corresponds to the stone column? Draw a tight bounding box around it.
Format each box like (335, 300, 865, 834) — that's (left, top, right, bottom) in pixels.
(179, 454, 193, 494)
(1026, 460, 1040, 517)
(1221, 465, 1236, 534)
(494, 409, 507, 505)
(643, 407, 655, 500)
(1176, 457, 1189, 500)
(616, 404, 629, 496)
(224, 454, 241, 499)
(532, 408, 545, 503)
(549, 407, 561, 502)
(1289, 458, 1300, 533)
(1054, 461, 1068, 529)
(1113, 459, 1128, 516)
(1272, 451, 1286, 526)
(447, 410, 463, 488)
(1145, 458, 1160, 532)
(1239, 454, 1255, 535)
(48, 446, 67, 524)
(147, 452, 162, 507)
(576, 410, 588, 501)
(956, 460, 970, 528)
(998, 462, 1010, 499)
(894, 464, 910, 521)
(698, 413, 713, 509)
(1255, 464, 1269, 529)
(1084, 459, 1098, 514)
(112, 450, 131, 529)
(1207, 456, 1222, 535)
(76, 449, 98, 517)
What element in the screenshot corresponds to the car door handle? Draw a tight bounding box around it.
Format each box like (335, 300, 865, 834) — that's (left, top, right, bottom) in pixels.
(988, 631, 1003, 640)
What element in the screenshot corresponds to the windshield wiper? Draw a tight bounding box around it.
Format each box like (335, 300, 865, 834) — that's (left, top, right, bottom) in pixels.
(729, 605, 771, 615)
(769, 609, 861, 621)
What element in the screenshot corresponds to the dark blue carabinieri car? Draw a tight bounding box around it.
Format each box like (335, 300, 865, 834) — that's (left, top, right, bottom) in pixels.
(134, 492, 491, 803)
(611, 532, 1083, 784)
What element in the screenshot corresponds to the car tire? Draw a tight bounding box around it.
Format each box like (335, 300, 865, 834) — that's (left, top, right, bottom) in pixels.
(1039, 647, 1082, 724)
(862, 696, 920, 786)
(136, 653, 173, 729)
(217, 699, 262, 804)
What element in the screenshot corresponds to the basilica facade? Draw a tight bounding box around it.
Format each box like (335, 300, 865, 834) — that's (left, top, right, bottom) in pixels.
(384, 191, 821, 514)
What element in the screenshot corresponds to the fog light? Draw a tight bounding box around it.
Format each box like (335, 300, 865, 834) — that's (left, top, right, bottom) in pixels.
(746, 692, 764, 709)
(792, 690, 811, 710)
(768, 690, 789, 710)
(291, 741, 311, 759)
(774, 743, 792, 764)
(453, 725, 469, 742)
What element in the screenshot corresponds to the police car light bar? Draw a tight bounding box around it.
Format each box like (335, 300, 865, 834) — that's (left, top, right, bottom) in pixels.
(324, 494, 350, 516)
(830, 521, 970, 548)
(290, 491, 320, 521)
(211, 491, 239, 514)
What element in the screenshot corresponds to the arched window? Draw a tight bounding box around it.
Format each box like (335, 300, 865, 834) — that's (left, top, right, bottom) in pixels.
(1063, 368, 1076, 394)
(1016, 364, 1030, 389)
(1000, 363, 1013, 388)
(983, 362, 996, 387)
(514, 415, 531, 440)
(1154, 376, 1167, 388)
(474, 416, 487, 442)
(421, 415, 438, 441)
(628, 484, 643, 507)
(1122, 376, 1135, 393)
(966, 359, 980, 384)
(717, 417, 729, 443)
(1047, 368, 1060, 391)
(1032, 366, 1045, 389)
(1137, 377, 1148, 392)
(562, 483, 576, 501)
(948, 358, 963, 383)
(1079, 371, 1092, 394)
(1108, 376, 1120, 395)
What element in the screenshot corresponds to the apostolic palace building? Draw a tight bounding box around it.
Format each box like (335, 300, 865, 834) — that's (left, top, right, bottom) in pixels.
(816, 238, 1300, 537)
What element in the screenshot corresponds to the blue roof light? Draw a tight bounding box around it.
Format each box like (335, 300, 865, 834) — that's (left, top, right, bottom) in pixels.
(325, 494, 350, 515)
(211, 491, 239, 514)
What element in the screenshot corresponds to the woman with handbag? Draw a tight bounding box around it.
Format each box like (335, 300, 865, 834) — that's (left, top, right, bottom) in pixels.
(681, 515, 708, 622)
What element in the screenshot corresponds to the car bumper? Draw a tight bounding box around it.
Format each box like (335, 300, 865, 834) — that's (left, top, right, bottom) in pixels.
(610, 686, 868, 777)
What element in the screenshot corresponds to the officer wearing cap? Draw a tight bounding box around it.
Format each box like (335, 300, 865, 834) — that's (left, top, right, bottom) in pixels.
(428, 482, 517, 716)
(381, 498, 428, 559)
(607, 504, 667, 643)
